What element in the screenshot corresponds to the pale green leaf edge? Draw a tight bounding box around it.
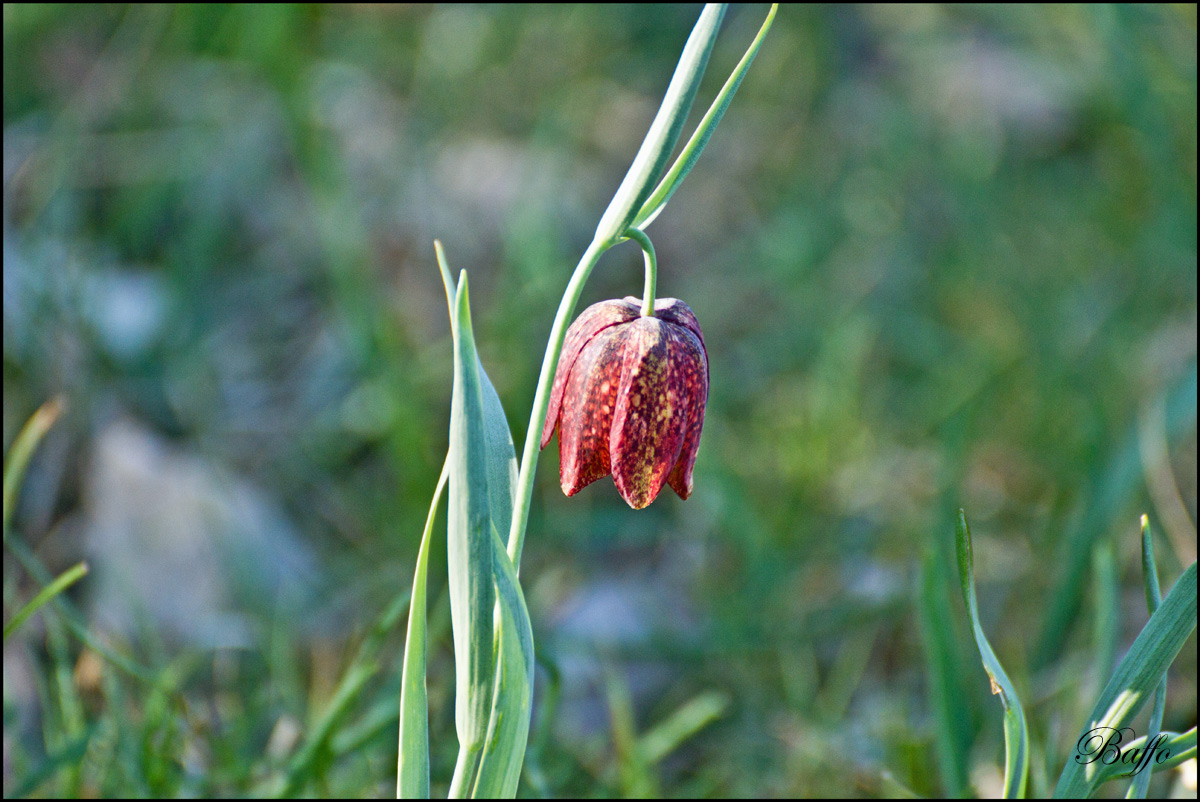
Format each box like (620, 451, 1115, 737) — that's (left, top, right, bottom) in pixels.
(437, 244, 524, 796)
(1099, 727, 1196, 787)
(593, 3, 726, 245)
(1127, 516, 1166, 799)
(955, 510, 1030, 799)
(1053, 560, 1197, 797)
(447, 270, 498, 752)
(633, 3, 778, 231)
(397, 458, 450, 799)
(470, 524, 536, 798)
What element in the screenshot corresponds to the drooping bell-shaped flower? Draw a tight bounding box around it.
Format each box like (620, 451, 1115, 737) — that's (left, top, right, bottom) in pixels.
(541, 296, 708, 509)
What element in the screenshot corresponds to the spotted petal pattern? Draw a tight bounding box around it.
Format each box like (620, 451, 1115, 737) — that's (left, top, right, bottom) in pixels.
(541, 299, 639, 449)
(542, 297, 709, 509)
(558, 326, 626, 496)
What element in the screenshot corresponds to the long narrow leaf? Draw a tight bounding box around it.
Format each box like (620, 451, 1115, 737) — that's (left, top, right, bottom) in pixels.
(632, 3, 778, 231)
(1097, 727, 1196, 787)
(4, 561, 88, 641)
(593, 4, 726, 246)
(275, 588, 413, 797)
(1092, 541, 1119, 688)
(638, 690, 729, 766)
(1036, 366, 1196, 667)
(1053, 560, 1197, 797)
(3, 396, 64, 536)
(470, 524, 536, 798)
(956, 510, 1029, 799)
(436, 245, 522, 795)
(446, 272, 498, 754)
(1127, 516, 1166, 799)
(436, 243, 518, 544)
(397, 458, 450, 799)
(918, 544, 972, 797)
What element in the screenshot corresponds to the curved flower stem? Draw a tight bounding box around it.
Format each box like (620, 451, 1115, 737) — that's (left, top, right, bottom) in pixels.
(623, 228, 658, 317)
(506, 238, 610, 568)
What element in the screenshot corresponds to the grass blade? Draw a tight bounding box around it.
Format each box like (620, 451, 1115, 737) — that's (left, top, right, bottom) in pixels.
(3, 396, 64, 536)
(1098, 727, 1196, 787)
(1036, 366, 1196, 667)
(1092, 541, 1119, 689)
(274, 589, 413, 797)
(606, 666, 654, 797)
(5, 536, 157, 684)
(955, 510, 1030, 798)
(397, 457, 450, 799)
(632, 3, 778, 231)
(1126, 515, 1166, 799)
(638, 690, 729, 766)
(593, 3, 725, 246)
(4, 560, 89, 641)
(1053, 560, 1197, 797)
(470, 524, 535, 798)
(918, 544, 972, 797)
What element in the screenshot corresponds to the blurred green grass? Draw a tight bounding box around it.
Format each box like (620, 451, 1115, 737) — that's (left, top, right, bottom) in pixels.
(3, 4, 1196, 798)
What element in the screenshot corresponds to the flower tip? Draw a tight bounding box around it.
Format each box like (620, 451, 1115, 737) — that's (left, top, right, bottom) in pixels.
(625, 493, 654, 510)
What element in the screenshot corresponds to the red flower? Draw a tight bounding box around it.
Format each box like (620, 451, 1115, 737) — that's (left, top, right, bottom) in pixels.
(541, 297, 708, 509)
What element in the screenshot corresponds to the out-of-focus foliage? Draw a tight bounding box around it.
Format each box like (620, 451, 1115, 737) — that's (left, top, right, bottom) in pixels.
(3, 4, 1195, 798)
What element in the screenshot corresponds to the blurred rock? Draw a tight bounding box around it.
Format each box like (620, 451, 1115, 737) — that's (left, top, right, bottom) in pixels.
(83, 418, 319, 648)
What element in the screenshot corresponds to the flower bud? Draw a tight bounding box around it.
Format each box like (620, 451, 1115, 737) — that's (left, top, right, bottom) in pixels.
(541, 297, 708, 509)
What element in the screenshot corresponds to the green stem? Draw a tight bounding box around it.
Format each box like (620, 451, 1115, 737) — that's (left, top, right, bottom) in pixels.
(506, 239, 609, 567)
(623, 228, 658, 316)
(448, 743, 481, 798)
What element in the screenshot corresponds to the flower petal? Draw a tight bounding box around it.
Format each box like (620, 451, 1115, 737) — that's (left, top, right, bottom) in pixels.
(621, 296, 708, 359)
(665, 326, 707, 500)
(541, 299, 639, 448)
(609, 318, 692, 509)
(558, 326, 627, 496)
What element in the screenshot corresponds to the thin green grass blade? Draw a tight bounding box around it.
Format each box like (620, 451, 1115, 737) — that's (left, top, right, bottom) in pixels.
(1092, 541, 1119, 687)
(4, 396, 64, 536)
(523, 648, 563, 797)
(4, 561, 88, 641)
(1098, 727, 1196, 786)
(956, 510, 1030, 799)
(606, 665, 655, 798)
(918, 544, 972, 797)
(593, 3, 726, 246)
(1036, 367, 1196, 667)
(1127, 515, 1166, 799)
(1053, 560, 1197, 798)
(470, 524, 535, 798)
(274, 589, 412, 797)
(5, 727, 93, 798)
(632, 3, 778, 231)
(5, 536, 157, 684)
(638, 690, 729, 766)
(397, 457, 450, 799)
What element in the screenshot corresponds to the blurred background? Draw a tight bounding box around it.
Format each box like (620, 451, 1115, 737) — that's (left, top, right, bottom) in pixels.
(3, 4, 1196, 798)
